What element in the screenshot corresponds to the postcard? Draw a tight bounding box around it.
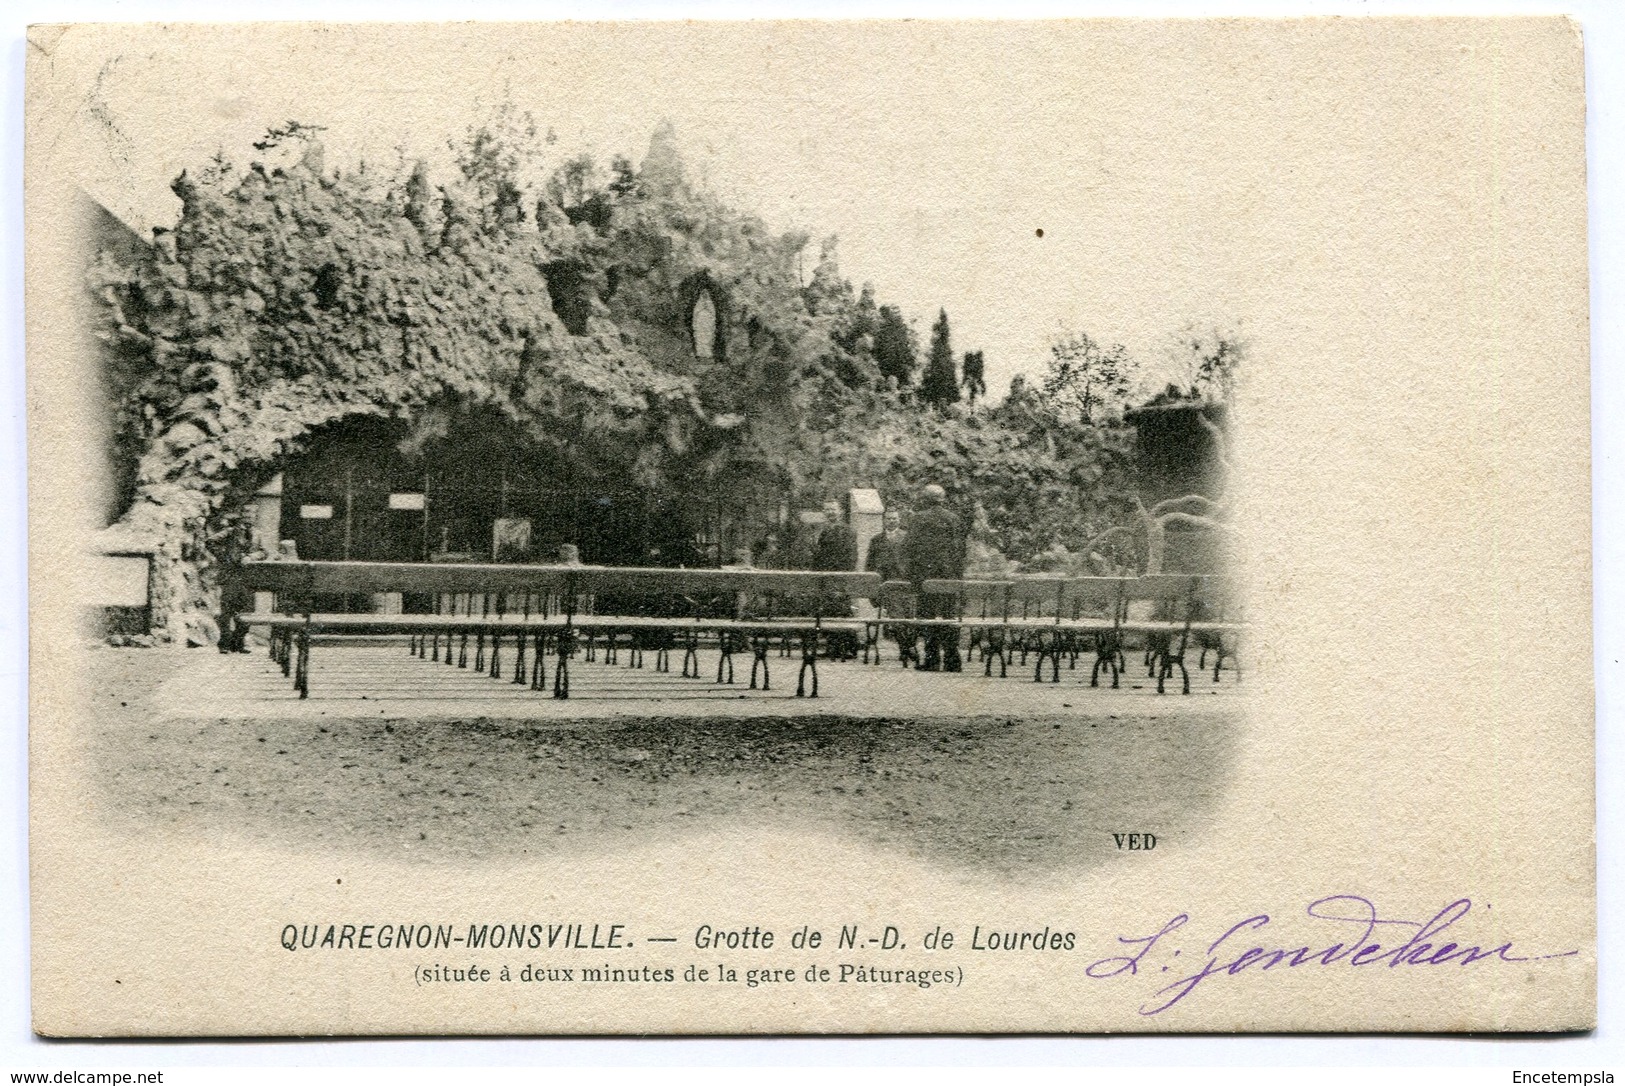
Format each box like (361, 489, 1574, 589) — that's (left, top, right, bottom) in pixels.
(25, 18, 1593, 1034)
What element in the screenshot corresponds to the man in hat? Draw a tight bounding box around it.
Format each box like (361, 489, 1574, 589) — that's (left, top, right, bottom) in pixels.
(904, 483, 966, 671)
(866, 505, 914, 665)
(864, 507, 909, 585)
(812, 497, 857, 572)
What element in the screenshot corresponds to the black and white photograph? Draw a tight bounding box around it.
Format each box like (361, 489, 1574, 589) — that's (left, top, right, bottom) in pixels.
(23, 17, 1595, 1038)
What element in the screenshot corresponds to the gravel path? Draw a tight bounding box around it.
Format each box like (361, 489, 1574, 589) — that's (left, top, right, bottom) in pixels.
(87, 647, 1241, 875)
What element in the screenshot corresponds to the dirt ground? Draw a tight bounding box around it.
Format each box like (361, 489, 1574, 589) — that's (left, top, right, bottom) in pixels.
(81, 646, 1243, 876)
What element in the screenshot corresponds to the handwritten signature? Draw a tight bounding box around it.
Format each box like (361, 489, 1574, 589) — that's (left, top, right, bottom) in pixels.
(1085, 895, 1579, 1015)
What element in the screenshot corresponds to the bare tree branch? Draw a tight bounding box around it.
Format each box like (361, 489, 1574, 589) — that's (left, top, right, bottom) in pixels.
(1150, 493, 1225, 518)
(1160, 511, 1238, 534)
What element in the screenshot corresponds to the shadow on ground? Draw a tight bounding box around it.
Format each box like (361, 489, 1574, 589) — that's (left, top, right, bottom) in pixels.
(96, 698, 1240, 876)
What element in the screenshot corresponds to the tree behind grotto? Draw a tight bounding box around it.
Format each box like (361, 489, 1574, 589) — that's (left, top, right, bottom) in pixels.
(920, 308, 960, 408)
(1042, 328, 1135, 423)
(794, 369, 1140, 569)
(961, 349, 987, 405)
(1161, 321, 1247, 405)
(872, 305, 917, 388)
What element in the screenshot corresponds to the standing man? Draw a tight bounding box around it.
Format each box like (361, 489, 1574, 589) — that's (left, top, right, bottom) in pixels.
(812, 497, 859, 658)
(866, 504, 914, 665)
(812, 497, 857, 572)
(864, 507, 909, 584)
(213, 519, 257, 654)
(904, 483, 966, 671)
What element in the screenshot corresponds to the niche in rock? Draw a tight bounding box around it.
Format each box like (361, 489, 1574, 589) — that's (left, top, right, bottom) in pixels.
(312, 263, 342, 310)
(542, 260, 593, 336)
(681, 273, 728, 362)
(691, 291, 718, 360)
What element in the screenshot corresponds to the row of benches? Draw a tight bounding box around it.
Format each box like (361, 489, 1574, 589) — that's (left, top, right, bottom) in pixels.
(230, 560, 1244, 700)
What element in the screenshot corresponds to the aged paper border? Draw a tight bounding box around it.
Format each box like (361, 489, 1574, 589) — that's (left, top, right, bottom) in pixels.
(23, 12, 1598, 1039)
(6, 0, 1618, 1066)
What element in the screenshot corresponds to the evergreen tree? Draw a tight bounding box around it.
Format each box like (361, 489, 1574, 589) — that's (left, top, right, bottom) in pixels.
(921, 308, 960, 407)
(961, 349, 987, 405)
(873, 305, 917, 387)
(843, 282, 879, 352)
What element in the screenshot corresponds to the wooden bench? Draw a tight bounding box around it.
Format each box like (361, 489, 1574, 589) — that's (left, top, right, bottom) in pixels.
(919, 576, 1131, 684)
(1117, 574, 1246, 694)
(911, 574, 1245, 693)
(860, 580, 920, 668)
(1192, 576, 1245, 682)
(232, 561, 881, 700)
(919, 578, 1018, 677)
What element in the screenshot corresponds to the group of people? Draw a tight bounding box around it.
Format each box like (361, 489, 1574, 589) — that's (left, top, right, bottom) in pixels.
(740, 483, 966, 672)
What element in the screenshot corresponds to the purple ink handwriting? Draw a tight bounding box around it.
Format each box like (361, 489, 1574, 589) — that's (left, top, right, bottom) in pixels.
(1084, 895, 1579, 1016)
